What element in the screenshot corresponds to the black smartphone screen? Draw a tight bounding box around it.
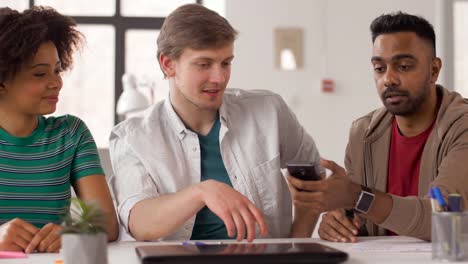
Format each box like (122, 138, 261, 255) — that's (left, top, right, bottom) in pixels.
(287, 163, 321, 181)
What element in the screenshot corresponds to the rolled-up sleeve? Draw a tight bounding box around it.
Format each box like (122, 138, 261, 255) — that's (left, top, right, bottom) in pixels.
(276, 95, 322, 173)
(109, 129, 159, 233)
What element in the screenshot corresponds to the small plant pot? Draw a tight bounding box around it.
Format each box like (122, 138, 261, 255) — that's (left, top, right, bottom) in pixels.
(62, 233, 107, 264)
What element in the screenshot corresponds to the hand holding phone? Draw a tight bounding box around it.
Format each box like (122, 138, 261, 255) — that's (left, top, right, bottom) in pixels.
(287, 163, 321, 181)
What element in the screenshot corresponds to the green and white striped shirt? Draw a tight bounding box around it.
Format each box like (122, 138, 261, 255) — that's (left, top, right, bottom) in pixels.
(0, 115, 104, 228)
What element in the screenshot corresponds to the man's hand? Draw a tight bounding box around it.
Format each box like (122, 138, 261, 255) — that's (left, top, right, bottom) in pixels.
(199, 180, 268, 242)
(25, 223, 63, 253)
(287, 159, 361, 214)
(318, 209, 361, 243)
(0, 218, 39, 252)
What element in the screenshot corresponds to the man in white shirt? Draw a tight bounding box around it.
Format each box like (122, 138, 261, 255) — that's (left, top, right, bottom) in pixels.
(110, 3, 322, 242)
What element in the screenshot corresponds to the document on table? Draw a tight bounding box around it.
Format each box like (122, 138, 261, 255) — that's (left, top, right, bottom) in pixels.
(349, 237, 431, 253)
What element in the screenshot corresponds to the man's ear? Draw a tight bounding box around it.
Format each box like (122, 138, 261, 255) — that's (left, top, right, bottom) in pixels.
(430, 57, 442, 84)
(159, 54, 175, 77)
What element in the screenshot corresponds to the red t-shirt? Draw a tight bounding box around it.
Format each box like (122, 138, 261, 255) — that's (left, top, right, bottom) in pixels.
(387, 118, 435, 235)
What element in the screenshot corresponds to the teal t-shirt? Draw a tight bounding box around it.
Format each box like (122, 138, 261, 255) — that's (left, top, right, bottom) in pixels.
(0, 115, 104, 228)
(190, 115, 233, 240)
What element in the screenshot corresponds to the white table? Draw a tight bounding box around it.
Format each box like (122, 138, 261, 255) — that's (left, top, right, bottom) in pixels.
(0, 236, 455, 264)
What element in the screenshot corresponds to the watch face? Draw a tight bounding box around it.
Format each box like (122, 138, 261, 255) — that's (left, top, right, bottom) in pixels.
(356, 191, 374, 213)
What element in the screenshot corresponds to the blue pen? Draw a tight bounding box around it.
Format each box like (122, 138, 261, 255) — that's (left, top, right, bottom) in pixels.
(448, 194, 462, 212)
(431, 187, 447, 211)
(429, 189, 440, 212)
(447, 193, 462, 259)
(446, 193, 463, 259)
(182, 241, 206, 246)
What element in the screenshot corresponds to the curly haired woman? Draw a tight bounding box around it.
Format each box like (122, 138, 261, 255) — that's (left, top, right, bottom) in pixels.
(0, 6, 118, 253)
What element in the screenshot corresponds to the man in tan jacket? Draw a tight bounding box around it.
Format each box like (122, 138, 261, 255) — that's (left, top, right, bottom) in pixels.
(287, 12, 468, 242)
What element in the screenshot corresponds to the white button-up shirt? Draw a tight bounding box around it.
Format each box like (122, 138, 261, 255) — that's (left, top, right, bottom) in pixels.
(109, 89, 321, 241)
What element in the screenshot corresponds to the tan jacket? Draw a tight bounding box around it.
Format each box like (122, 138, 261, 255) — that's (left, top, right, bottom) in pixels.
(345, 85, 468, 241)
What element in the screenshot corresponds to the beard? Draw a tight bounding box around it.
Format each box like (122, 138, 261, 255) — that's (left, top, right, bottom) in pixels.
(380, 83, 430, 116)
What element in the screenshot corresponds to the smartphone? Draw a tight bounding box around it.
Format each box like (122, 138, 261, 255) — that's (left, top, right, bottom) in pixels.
(287, 163, 321, 181)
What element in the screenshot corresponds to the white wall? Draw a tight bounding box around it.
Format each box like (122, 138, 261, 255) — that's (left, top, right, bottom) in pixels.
(225, 0, 438, 166)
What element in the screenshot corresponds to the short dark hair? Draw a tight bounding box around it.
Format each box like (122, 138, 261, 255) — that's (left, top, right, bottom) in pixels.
(157, 4, 237, 77)
(0, 6, 83, 83)
(370, 11, 436, 56)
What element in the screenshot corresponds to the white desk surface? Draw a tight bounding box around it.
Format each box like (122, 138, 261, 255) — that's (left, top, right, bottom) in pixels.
(0, 236, 459, 264)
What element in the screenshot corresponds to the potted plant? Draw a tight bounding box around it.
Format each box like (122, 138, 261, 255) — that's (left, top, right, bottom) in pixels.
(61, 198, 108, 264)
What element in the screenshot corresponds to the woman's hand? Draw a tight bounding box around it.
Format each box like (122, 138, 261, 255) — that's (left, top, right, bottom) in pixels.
(0, 218, 39, 252)
(25, 223, 63, 253)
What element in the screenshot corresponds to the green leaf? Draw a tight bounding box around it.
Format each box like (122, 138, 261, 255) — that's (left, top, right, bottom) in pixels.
(61, 198, 107, 234)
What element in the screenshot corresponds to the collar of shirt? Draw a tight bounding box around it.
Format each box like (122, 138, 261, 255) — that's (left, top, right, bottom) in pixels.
(162, 98, 230, 141)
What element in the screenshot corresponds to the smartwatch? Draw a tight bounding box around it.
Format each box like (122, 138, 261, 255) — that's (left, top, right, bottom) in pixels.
(354, 185, 375, 214)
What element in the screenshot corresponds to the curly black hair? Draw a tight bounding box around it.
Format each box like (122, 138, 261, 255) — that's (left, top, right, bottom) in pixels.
(0, 6, 83, 83)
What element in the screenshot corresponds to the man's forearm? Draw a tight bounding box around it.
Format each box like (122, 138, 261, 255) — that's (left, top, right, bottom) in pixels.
(290, 207, 319, 238)
(361, 188, 393, 224)
(345, 181, 393, 225)
(347, 186, 393, 224)
(129, 184, 205, 241)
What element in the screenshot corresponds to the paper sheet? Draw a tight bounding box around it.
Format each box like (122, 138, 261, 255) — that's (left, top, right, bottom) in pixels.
(349, 240, 432, 253)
